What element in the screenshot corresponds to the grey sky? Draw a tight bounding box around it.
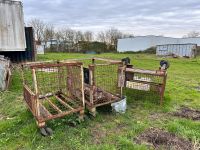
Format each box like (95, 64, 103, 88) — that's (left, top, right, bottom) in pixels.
(22, 0, 200, 37)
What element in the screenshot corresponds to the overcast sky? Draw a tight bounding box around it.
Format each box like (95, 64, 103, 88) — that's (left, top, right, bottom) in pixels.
(22, 0, 200, 37)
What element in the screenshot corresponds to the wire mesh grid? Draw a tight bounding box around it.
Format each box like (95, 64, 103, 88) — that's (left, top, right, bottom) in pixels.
(33, 64, 82, 100)
(94, 64, 121, 96)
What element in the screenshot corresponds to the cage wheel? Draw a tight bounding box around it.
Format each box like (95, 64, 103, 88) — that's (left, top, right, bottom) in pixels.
(40, 127, 48, 136)
(45, 127, 53, 136)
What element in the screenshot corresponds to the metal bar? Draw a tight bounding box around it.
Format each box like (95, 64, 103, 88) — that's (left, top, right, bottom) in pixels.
(32, 68, 40, 117)
(38, 107, 83, 122)
(30, 62, 82, 69)
(127, 80, 162, 86)
(160, 73, 167, 105)
(92, 57, 122, 63)
(126, 68, 165, 76)
(89, 65, 94, 104)
(55, 95, 73, 110)
(45, 97, 62, 113)
(59, 93, 78, 106)
(80, 65, 85, 107)
(94, 99, 120, 108)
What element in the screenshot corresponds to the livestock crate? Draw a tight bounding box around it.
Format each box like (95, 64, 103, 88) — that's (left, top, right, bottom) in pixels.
(21, 61, 85, 133)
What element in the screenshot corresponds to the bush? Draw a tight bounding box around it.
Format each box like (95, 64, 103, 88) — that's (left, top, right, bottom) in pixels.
(119, 47, 156, 54)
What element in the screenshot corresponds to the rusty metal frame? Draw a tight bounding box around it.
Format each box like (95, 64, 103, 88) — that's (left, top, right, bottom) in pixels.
(22, 61, 85, 128)
(81, 58, 125, 115)
(125, 67, 167, 105)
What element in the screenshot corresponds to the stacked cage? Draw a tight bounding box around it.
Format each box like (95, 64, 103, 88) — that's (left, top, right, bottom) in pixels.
(22, 61, 85, 129)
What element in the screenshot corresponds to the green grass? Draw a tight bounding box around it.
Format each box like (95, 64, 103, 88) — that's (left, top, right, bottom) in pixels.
(0, 53, 200, 150)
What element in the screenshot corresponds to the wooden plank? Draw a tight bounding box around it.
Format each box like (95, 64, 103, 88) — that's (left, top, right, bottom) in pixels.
(45, 97, 62, 113)
(55, 95, 73, 110)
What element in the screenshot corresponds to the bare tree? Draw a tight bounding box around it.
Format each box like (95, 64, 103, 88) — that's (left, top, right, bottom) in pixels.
(54, 28, 76, 52)
(54, 29, 64, 51)
(74, 31, 84, 44)
(184, 31, 200, 38)
(42, 23, 55, 51)
(105, 27, 123, 49)
(97, 31, 106, 43)
(28, 18, 45, 42)
(64, 28, 75, 42)
(43, 24, 54, 41)
(83, 31, 93, 42)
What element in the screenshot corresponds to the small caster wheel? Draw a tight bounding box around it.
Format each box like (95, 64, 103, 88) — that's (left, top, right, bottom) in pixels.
(45, 127, 53, 136)
(40, 127, 48, 136)
(40, 127, 53, 136)
(88, 112, 96, 119)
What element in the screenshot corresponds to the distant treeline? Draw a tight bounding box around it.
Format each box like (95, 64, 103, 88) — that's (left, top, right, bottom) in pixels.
(28, 18, 134, 53)
(120, 47, 156, 54)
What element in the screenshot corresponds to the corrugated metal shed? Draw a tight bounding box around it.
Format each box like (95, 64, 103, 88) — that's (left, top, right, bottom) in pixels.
(0, 27, 36, 62)
(0, 0, 26, 51)
(117, 36, 200, 52)
(156, 44, 197, 57)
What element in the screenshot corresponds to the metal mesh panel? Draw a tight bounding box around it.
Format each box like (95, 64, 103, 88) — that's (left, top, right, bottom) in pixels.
(34, 64, 83, 102)
(94, 64, 120, 96)
(22, 66, 34, 91)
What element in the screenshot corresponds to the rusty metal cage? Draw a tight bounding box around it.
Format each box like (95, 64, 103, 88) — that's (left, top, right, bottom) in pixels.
(21, 61, 85, 128)
(79, 58, 125, 115)
(125, 67, 167, 105)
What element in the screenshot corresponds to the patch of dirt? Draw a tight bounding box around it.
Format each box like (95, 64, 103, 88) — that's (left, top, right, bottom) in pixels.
(149, 112, 168, 121)
(91, 124, 107, 144)
(90, 122, 127, 145)
(173, 107, 200, 121)
(136, 128, 193, 150)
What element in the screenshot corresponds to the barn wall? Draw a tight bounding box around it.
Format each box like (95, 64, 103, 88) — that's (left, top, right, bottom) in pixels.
(117, 36, 200, 52)
(0, 0, 26, 51)
(156, 44, 197, 57)
(0, 27, 36, 63)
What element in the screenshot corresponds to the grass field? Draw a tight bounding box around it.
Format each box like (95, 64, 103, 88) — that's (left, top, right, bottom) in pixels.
(0, 53, 200, 150)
